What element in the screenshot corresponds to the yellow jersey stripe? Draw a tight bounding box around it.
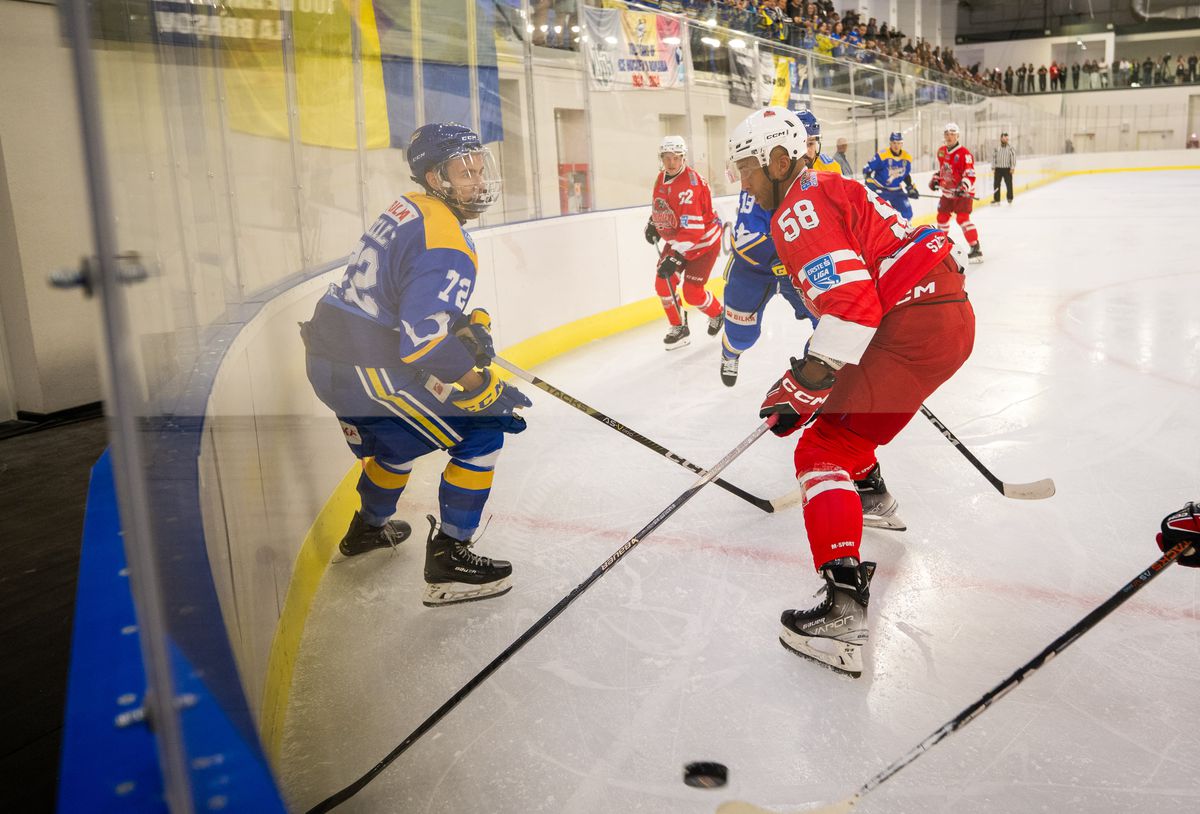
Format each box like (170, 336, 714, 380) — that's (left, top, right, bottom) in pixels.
(443, 462, 495, 491)
(364, 368, 457, 447)
(400, 332, 447, 364)
(733, 234, 769, 264)
(408, 193, 478, 267)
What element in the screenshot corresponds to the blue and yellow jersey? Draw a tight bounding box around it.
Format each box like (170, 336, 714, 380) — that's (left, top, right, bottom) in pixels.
(862, 148, 914, 193)
(315, 193, 479, 382)
(728, 191, 786, 278)
(813, 152, 842, 174)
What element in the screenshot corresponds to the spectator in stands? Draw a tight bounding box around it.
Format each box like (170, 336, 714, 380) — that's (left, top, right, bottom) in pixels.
(1188, 53, 1197, 83)
(1037, 64, 1047, 92)
(833, 137, 853, 177)
(1072, 61, 1081, 90)
(1099, 59, 1109, 88)
(1004, 65, 1014, 93)
(1016, 63, 1027, 93)
(1177, 57, 1188, 85)
(1130, 58, 1141, 86)
(1188, 132, 1199, 149)
(1142, 56, 1155, 86)
(1049, 62, 1059, 91)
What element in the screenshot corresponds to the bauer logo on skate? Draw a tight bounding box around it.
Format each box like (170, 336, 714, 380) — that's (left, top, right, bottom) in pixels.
(803, 254, 840, 290)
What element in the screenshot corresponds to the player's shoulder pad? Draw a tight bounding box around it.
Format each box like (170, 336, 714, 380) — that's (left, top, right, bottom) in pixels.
(875, 149, 890, 161)
(899, 150, 913, 162)
(409, 193, 477, 265)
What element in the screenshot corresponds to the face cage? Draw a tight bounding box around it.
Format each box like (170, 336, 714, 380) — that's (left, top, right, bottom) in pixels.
(433, 148, 502, 216)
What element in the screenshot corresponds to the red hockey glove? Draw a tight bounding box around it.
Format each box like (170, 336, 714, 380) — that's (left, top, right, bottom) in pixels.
(656, 251, 685, 279)
(759, 357, 836, 437)
(928, 177, 940, 191)
(1157, 501, 1200, 568)
(957, 181, 974, 198)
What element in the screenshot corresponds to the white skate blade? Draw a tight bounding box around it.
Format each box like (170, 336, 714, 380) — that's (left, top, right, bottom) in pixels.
(863, 512, 907, 531)
(664, 338, 691, 351)
(968, 255, 984, 264)
(779, 627, 864, 678)
(423, 577, 512, 607)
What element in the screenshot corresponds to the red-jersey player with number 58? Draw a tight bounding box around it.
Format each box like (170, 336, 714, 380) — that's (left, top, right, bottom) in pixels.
(727, 106, 976, 678)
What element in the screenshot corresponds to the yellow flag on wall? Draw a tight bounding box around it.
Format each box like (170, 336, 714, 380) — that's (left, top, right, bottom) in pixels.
(769, 56, 793, 108)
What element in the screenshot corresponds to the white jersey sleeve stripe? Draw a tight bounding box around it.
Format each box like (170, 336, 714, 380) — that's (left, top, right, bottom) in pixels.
(808, 314, 878, 367)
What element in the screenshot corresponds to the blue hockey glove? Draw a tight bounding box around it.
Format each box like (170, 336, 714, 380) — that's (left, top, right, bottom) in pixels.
(454, 308, 495, 367)
(657, 251, 685, 280)
(1158, 501, 1200, 568)
(906, 184, 920, 199)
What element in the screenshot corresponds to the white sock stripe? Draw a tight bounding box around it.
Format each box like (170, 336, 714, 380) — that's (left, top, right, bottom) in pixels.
(380, 368, 462, 441)
(456, 449, 502, 469)
(805, 479, 857, 500)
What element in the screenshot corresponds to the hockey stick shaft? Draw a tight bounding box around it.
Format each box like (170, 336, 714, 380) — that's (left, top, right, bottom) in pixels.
(919, 404, 1055, 500)
(494, 356, 775, 514)
(720, 537, 1195, 814)
(307, 420, 774, 814)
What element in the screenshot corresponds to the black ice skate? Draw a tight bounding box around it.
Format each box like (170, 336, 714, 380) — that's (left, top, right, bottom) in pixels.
(720, 355, 739, 387)
(663, 314, 690, 350)
(707, 311, 724, 336)
(338, 511, 412, 557)
(780, 559, 876, 678)
(423, 515, 512, 606)
(855, 464, 906, 531)
(967, 242, 984, 263)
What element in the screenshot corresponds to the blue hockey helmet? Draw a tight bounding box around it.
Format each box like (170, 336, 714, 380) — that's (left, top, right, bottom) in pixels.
(797, 109, 821, 139)
(889, 131, 903, 142)
(407, 122, 501, 216)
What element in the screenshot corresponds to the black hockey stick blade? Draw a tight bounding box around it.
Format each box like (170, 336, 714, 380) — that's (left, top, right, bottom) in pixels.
(494, 356, 775, 513)
(305, 420, 774, 814)
(919, 404, 1055, 500)
(717, 535, 1196, 814)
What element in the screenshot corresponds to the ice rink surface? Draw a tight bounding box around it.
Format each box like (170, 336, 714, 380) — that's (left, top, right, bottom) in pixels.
(280, 171, 1200, 814)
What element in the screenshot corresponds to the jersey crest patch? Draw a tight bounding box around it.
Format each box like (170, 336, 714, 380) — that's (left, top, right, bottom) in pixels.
(802, 254, 840, 291)
(799, 168, 819, 191)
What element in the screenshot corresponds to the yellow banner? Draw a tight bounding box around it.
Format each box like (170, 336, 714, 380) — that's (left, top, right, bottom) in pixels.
(769, 56, 793, 108)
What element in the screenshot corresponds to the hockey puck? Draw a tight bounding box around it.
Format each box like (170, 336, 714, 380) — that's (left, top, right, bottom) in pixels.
(683, 761, 728, 789)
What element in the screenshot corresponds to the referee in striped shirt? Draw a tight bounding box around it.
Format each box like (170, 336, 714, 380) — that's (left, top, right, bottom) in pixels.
(992, 132, 1016, 204)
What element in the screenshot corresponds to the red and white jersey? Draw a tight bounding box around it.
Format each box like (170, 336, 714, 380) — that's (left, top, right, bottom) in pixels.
(935, 142, 976, 197)
(649, 167, 722, 260)
(770, 169, 954, 365)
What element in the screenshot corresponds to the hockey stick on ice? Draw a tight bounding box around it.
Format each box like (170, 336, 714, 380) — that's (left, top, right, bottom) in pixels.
(305, 419, 776, 814)
(919, 404, 1055, 500)
(719, 534, 1197, 814)
(493, 356, 777, 514)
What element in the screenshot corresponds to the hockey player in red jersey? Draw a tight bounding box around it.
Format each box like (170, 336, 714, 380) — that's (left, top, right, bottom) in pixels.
(728, 106, 976, 677)
(644, 136, 724, 349)
(931, 122, 983, 263)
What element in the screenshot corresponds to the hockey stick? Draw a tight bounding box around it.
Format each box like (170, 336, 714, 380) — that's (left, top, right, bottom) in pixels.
(718, 533, 1197, 814)
(305, 420, 775, 814)
(493, 356, 776, 514)
(919, 404, 1055, 500)
(917, 192, 985, 202)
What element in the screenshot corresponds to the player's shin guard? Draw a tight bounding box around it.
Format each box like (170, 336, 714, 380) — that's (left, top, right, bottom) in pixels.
(438, 454, 495, 541)
(655, 274, 683, 326)
(959, 218, 979, 245)
(357, 457, 412, 526)
(798, 468, 864, 567)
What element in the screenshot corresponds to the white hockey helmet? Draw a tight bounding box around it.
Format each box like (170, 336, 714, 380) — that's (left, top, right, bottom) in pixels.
(944, 121, 961, 135)
(727, 106, 806, 175)
(660, 135, 688, 157)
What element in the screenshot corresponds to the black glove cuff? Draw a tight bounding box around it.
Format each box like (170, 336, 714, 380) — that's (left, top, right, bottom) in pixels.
(788, 356, 837, 390)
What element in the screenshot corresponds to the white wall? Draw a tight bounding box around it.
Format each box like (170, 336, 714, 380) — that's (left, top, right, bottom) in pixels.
(957, 33, 1116, 75)
(0, 1, 102, 414)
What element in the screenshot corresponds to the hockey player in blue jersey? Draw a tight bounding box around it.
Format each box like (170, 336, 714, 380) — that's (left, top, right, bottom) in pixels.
(862, 132, 921, 220)
(719, 190, 817, 386)
(300, 122, 531, 606)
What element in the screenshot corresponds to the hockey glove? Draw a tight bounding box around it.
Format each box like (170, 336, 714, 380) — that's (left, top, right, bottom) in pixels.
(928, 177, 940, 191)
(644, 220, 660, 245)
(1157, 501, 1200, 568)
(656, 251, 685, 280)
(453, 308, 495, 367)
(957, 182, 975, 199)
(759, 356, 836, 437)
(452, 368, 532, 434)
(906, 184, 920, 199)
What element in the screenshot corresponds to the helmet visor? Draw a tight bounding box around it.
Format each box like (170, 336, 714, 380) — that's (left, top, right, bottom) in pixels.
(436, 148, 502, 216)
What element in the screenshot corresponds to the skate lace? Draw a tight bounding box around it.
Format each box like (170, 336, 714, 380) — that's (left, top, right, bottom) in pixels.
(380, 523, 405, 550)
(721, 357, 738, 373)
(454, 542, 492, 567)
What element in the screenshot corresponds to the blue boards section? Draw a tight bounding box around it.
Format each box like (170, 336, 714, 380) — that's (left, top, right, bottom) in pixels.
(58, 451, 284, 812)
